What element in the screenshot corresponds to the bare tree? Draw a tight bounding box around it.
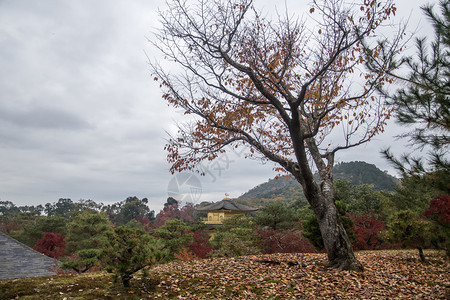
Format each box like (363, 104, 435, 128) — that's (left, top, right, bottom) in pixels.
(151, 0, 403, 270)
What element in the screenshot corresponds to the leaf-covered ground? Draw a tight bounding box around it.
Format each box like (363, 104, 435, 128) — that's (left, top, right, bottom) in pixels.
(1, 250, 448, 299)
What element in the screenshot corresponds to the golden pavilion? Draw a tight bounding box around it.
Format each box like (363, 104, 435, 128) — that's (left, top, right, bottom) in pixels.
(196, 198, 258, 225)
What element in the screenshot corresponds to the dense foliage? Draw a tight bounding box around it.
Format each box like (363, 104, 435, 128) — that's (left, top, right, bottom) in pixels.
(334, 179, 386, 219)
(386, 171, 449, 214)
(9, 215, 67, 248)
(349, 213, 387, 251)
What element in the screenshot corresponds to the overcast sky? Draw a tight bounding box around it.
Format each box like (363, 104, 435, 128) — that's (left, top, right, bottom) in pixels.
(0, 0, 434, 212)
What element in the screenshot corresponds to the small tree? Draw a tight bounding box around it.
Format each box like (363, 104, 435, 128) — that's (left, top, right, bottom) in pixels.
(381, 210, 432, 262)
(65, 210, 112, 254)
(103, 226, 166, 287)
(33, 232, 65, 259)
(63, 210, 112, 273)
(154, 219, 193, 261)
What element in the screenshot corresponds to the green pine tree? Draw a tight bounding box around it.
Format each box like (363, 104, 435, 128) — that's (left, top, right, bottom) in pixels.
(153, 219, 193, 261)
(103, 226, 166, 287)
(62, 210, 112, 273)
(383, 1, 449, 175)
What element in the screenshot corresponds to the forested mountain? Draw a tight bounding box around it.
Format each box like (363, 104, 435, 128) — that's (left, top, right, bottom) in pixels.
(238, 161, 398, 206)
(333, 161, 399, 191)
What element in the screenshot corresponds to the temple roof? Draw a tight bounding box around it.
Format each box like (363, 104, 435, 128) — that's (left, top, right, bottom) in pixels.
(0, 232, 59, 279)
(195, 199, 258, 212)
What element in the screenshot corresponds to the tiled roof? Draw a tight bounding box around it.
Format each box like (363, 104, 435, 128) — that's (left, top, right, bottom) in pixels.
(0, 231, 58, 279)
(195, 199, 258, 212)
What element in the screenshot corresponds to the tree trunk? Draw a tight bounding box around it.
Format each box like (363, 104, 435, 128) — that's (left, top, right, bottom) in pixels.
(304, 177, 363, 271)
(315, 198, 362, 270)
(290, 148, 362, 270)
(417, 247, 426, 263)
(121, 273, 132, 287)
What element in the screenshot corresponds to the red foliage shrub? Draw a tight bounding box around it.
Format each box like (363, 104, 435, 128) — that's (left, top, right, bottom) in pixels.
(154, 204, 195, 228)
(349, 213, 386, 250)
(33, 232, 65, 259)
(189, 231, 214, 258)
(256, 228, 316, 254)
(424, 195, 450, 225)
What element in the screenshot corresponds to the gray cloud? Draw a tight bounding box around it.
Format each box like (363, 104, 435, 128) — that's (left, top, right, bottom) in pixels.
(0, 106, 91, 130)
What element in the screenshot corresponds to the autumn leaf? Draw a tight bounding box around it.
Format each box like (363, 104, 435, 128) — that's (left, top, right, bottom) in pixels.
(143, 250, 449, 299)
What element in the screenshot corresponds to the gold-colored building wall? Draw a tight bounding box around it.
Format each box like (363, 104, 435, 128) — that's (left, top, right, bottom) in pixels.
(201, 210, 245, 224)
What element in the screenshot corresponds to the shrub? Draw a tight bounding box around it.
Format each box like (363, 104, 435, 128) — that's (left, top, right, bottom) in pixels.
(349, 213, 386, 250)
(189, 231, 214, 258)
(33, 232, 65, 259)
(381, 210, 432, 262)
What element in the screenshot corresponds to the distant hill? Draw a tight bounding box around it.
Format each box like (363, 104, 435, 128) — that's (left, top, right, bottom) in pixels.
(237, 176, 305, 208)
(332, 161, 399, 191)
(238, 161, 398, 207)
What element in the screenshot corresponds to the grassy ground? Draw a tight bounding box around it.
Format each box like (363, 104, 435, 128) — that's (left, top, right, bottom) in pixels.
(0, 250, 448, 299)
